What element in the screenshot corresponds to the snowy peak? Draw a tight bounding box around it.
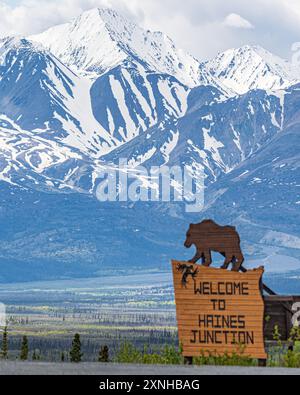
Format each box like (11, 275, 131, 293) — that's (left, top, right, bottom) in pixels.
(29, 8, 126, 77)
(205, 45, 300, 94)
(0, 37, 46, 64)
(0, 35, 119, 157)
(29, 8, 202, 87)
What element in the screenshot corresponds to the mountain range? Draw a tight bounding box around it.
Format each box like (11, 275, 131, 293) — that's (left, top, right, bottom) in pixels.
(0, 8, 299, 285)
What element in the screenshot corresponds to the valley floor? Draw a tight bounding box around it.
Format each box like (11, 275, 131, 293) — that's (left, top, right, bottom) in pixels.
(0, 272, 177, 361)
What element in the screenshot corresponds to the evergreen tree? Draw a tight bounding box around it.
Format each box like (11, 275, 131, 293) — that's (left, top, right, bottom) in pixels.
(1, 326, 8, 359)
(61, 352, 65, 362)
(98, 345, 109, 363)
(70, 334, 82, 363)
(20, 336, 29, 361)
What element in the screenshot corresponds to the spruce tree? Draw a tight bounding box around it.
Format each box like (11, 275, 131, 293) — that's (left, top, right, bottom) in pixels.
(98, 345, 109, 363)
(70, 334, 82, 363)
(1, 326, 8, 359)
(20, 336, 29, 361)
(61, 352, 65, 362)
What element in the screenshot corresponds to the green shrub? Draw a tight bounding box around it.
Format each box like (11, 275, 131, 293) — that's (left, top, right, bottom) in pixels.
(194, 351, 256, 367)
(268, 325, 300, 368)
(283, 350, 300, 368)
(160, 345, 184, 365)
(115, 343, 183, 365)
(115, 342, 143, 364)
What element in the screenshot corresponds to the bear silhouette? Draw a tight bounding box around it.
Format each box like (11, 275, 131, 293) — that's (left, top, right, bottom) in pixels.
(184, 219, 244, 272)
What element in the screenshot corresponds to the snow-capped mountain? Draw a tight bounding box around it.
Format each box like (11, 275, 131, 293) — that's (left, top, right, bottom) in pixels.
(0, 7, 299, 283)
(103, 84, 284, 183)
(0, 37, 116, 156)
(29, 8, 203, 87)
(205, 45, 300, 94)
(0, 35, 193, 160)
(90, 62, 189, 145)
(0, 114, 91, 191)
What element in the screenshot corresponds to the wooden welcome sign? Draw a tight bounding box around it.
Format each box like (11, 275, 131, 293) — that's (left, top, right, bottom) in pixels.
(172, 262, 267, 360)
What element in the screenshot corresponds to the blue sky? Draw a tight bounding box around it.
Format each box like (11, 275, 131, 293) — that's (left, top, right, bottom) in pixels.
(1, 0, 300, 61)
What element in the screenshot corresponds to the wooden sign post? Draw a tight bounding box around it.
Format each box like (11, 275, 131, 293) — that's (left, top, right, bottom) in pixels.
(172, 261, 267, 363)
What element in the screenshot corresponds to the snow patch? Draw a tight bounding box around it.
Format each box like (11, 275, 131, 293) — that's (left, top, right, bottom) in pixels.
(261, 231, 300, 250)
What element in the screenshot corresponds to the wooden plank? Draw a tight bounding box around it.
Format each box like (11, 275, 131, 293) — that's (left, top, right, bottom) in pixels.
(178, 323, 265, 328)
(181, 345, 266, 351)
(265, 296, 295, 302)
(174, 297, 264, 303)
(176, 305, 265, 311)
(177, 315, 265, 321)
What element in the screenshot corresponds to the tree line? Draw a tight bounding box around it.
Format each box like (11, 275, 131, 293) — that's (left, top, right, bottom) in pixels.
(0, 327, 109, 363)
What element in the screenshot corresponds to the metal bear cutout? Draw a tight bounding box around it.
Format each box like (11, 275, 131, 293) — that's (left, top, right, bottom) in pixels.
(184, 219, 244, 272)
